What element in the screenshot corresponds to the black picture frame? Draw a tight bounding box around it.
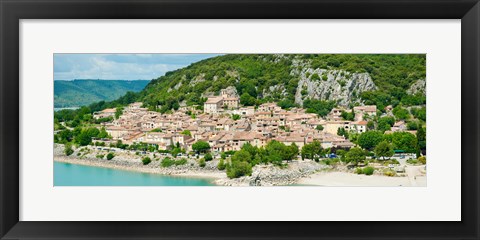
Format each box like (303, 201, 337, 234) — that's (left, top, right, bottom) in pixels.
(1, 0, 479, 239)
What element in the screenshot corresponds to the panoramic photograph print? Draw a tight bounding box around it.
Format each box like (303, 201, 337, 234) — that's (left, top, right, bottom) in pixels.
(53, 54, 427, 186)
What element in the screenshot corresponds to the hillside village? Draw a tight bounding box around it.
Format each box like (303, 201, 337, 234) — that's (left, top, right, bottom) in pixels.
(54, 54, 427, 185)
(91, 86, 413, 155)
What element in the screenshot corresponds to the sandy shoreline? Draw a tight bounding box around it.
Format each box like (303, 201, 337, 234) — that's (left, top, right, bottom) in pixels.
(56, 156, 426, 187)
(298, 172, 413, 186)
(54, 144, 425, 187)
(299, 165, 427, 187)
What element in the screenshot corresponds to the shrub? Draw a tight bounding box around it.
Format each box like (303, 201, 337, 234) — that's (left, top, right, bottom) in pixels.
(355, 168, 363, 174)
(217, 158, 226, 170)
(322, 159, 339, 165)
(106, 152, 115, 160)
(204, 153, 213, 161)
(418, 156, 426, 164)
(96, 154, 104, 159)
(199, 158, 206, 168)
(226, 161, 252, 179)
(383, 169, 396, 177)
(385, 159, 400, 165)
(161, 157, 175, 167)
(363, 166, 375, 175)
(175, 158, 187, 166)
(142, 157, 152, 165)
(311, 73, 320, 81)
(407, 159, 419, 165)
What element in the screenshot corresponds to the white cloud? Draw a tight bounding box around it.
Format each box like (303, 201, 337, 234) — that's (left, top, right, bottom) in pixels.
(54, 54, 218, 80)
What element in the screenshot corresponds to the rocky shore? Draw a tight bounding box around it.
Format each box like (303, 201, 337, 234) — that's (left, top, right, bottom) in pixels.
(54, 144, 330, 186)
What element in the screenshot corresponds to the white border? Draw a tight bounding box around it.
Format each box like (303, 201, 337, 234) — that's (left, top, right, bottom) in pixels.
(20, 20, 461, 221)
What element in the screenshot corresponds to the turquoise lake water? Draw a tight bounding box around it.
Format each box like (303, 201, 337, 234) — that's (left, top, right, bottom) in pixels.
(54, 162, 215, 186)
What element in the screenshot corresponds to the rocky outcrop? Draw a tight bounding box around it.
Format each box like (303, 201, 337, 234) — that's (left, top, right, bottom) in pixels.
(407, 79, 426, 95)
(216, 160, 330, 186)
(190, 73, 206, 85)
(262, 84, 288, 99)
(221, 86, 239, 98)
(294, 68, 377, 107)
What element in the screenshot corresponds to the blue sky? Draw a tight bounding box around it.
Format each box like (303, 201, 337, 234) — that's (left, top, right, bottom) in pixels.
(54, 54, 220, 80)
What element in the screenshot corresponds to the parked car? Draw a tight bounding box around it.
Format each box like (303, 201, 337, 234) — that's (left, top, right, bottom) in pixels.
(328, 153, 337, 159)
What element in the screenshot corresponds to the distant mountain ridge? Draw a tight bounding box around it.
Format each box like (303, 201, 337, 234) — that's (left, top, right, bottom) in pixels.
(54, 79, 150, 108)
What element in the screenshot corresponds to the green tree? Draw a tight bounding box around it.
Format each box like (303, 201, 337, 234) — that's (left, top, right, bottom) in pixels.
(204, 153, 213, 161)
(301, 141, 323, 160)
(76, 131, 92, 146)
(345, 147, 366, 165)
(336, 149, 347, 162)
(393, 106, 410, 120)
(302, 99, 336, 117)
(231, 149, 252, 163)
(367, 121, 375, 130)
(416, 126, 426, 156)
(411, 107, 426, 121)
(82, 113, 93, 122)
(232, 114, 241, 121)
(198, 158, 206, 168)
(377, 116, 395, 132)
(181, 130, 191, 136)
(357, 131, 384, 150)
(115, 107, 124, 119)
(285, 143, 299, 161)
(407, 121, 419, 130)
(64, 143, 74, 156)
(58, 129, 73, 143)
(240, 92, 256, 106)
(226, 161, 252, 179)
(337, 127, 349, 139)
(374, 141, 394, 160)
(341, 110, 355, 121)
(387, 132, 418, 153)
(192, 141, 210, 153)
(241, 142, 258, 157)
(97, 127, 109, 139)
(217, 158, 226, 170)
(316, 125, 324, 131)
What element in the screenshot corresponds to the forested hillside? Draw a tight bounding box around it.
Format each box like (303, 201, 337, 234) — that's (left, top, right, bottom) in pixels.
(82, 54, 425, 113)
(54, 80, 150, 108)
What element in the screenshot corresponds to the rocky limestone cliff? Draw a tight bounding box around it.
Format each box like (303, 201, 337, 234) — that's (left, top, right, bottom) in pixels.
(407, 79, 426, 95)
(294, 67, 377, 107)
